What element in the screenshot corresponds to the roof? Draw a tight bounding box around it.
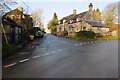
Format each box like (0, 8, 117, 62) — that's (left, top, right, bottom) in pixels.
(2, 17, 22, 28)
(60, 11, 88, 21)
(2, 8, 33, 29)
(85, 21, 103, 27)
(3, 8, 23, 16)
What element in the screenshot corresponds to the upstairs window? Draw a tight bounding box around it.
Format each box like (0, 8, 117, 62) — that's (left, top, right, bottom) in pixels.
(63, 19, 66, 23)
(76, 18, 79, 22)
(58, 21, 61, 24)
(70, 20, 73, 23)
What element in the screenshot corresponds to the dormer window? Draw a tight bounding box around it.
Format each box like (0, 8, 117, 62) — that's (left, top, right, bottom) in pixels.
(58, 21, 61, 24)
(63, 19, 66, 23)
(70, 20, 73, 23)
(76, 18, 79, 22)
(22, 15, 25, 19)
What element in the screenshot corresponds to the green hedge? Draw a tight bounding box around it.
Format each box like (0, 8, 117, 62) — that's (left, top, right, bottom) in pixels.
(75, 31, 96, 39)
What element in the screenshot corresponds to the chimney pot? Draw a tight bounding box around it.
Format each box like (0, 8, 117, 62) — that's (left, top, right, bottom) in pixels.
(89, 3, 93, 11)
(73, 9, 76, 15)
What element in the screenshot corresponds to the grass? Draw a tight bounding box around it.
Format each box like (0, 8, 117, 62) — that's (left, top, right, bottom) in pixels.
(96, 35, 119, 40)
(63, 35, 119, 40)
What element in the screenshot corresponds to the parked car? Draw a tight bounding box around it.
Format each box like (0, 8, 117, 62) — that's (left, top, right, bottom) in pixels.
(35, 31, 44, 38)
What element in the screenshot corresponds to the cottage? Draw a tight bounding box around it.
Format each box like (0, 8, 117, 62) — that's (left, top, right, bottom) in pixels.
(57, 3, 105, 36)
(2, 6, 33, 44)
(2, 17, 22, 43)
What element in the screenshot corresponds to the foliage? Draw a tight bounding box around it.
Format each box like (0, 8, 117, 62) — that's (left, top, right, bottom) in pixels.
(110, 24, 119, 31)
(47, 12, 58, 34)
(102, 2, 118, 30)
(94, 8, 102, 22)
(75, 31, 96, 39)
(103, 11, 114, 30)
(103, 2, 118, 19)
(96, 35, 118, 40)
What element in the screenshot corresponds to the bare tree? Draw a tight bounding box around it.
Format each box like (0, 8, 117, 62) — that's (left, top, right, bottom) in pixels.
(31, 9, 42, 27)
(0, 0, 17, 15)
(102, 2, 118, 24)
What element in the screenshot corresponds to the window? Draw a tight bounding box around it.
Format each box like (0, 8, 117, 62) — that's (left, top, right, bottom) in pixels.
(70, 20, 73, 23)
(19, 28, 22, 34)
(63, 19, 66, 23)
(76, 18, 79, 22)
(22, 15, 25, 19)
(15, 27, 19, 34)
(58, 21, 61, 24)
(61, 26, 64, 31)
(11, 28, 14, 33)
(68, 25, 73, 32)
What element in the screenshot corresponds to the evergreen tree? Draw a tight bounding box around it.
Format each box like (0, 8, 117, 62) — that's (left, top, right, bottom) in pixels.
(47, 12, 58, 34)
(94, 8, 102, 23)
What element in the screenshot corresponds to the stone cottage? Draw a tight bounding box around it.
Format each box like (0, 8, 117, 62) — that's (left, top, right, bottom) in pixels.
(2, 6, 33, 43)
(57, 3, 108, 36)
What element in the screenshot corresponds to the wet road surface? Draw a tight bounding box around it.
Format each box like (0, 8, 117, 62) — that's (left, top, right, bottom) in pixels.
(2, 34, 118, 78)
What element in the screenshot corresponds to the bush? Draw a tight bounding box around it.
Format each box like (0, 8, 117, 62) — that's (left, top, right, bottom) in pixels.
(75, 31, 96, 39)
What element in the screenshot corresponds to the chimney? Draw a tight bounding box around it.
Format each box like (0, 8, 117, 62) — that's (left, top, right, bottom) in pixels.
(17, 5, 23, 12)
(73, 9, 76, 15)
(89, 3, 93, 11)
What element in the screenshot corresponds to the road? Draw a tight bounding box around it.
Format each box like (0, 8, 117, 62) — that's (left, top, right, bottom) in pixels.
(2, 34, 118, 78)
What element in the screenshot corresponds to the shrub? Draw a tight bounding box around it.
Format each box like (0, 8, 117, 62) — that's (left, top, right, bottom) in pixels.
(75, 31, 96, 39)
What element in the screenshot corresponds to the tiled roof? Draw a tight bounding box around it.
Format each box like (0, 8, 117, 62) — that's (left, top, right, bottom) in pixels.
(61, 11, 88, 21)
(85, 21, 103, 27)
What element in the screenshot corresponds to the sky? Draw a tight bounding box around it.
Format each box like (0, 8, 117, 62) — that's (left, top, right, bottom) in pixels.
(13, 0, 119, 28)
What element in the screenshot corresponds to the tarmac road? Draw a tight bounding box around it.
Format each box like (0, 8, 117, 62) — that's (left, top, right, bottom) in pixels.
(2, 34, 118, 78)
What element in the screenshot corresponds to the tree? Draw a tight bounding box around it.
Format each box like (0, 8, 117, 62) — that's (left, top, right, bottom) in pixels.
(47, 12, 58, 34)
(102, 2, 118, 30)
(31, 9, 42, 27)
(103, 11, 114, 30)
(94, 8, 102, 23)
(0, 0, 17, 15)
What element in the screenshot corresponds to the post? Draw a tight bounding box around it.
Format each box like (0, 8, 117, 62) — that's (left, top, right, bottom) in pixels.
(1, 23, 8, 44)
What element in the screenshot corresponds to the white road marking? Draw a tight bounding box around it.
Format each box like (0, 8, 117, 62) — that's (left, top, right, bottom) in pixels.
(79, 43, 82, 45)
(42, 53, 50, 56)
(19, 59, 29, 63)
(57, 49, 62, 51)
(4, 63, 16, 68)
(51, 51, 56, 53)
(33, 56, 41, 58)
(74, 44, 78, 46)
(44, 53, 50, 55)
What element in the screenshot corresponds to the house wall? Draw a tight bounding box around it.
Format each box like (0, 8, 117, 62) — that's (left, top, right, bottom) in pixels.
(91, 27, 101, 33)
(68, 22, 82, 32)
(100, 28, 109, 33)
(57, 21, 93, 36)
(68, 22, 92, 32)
